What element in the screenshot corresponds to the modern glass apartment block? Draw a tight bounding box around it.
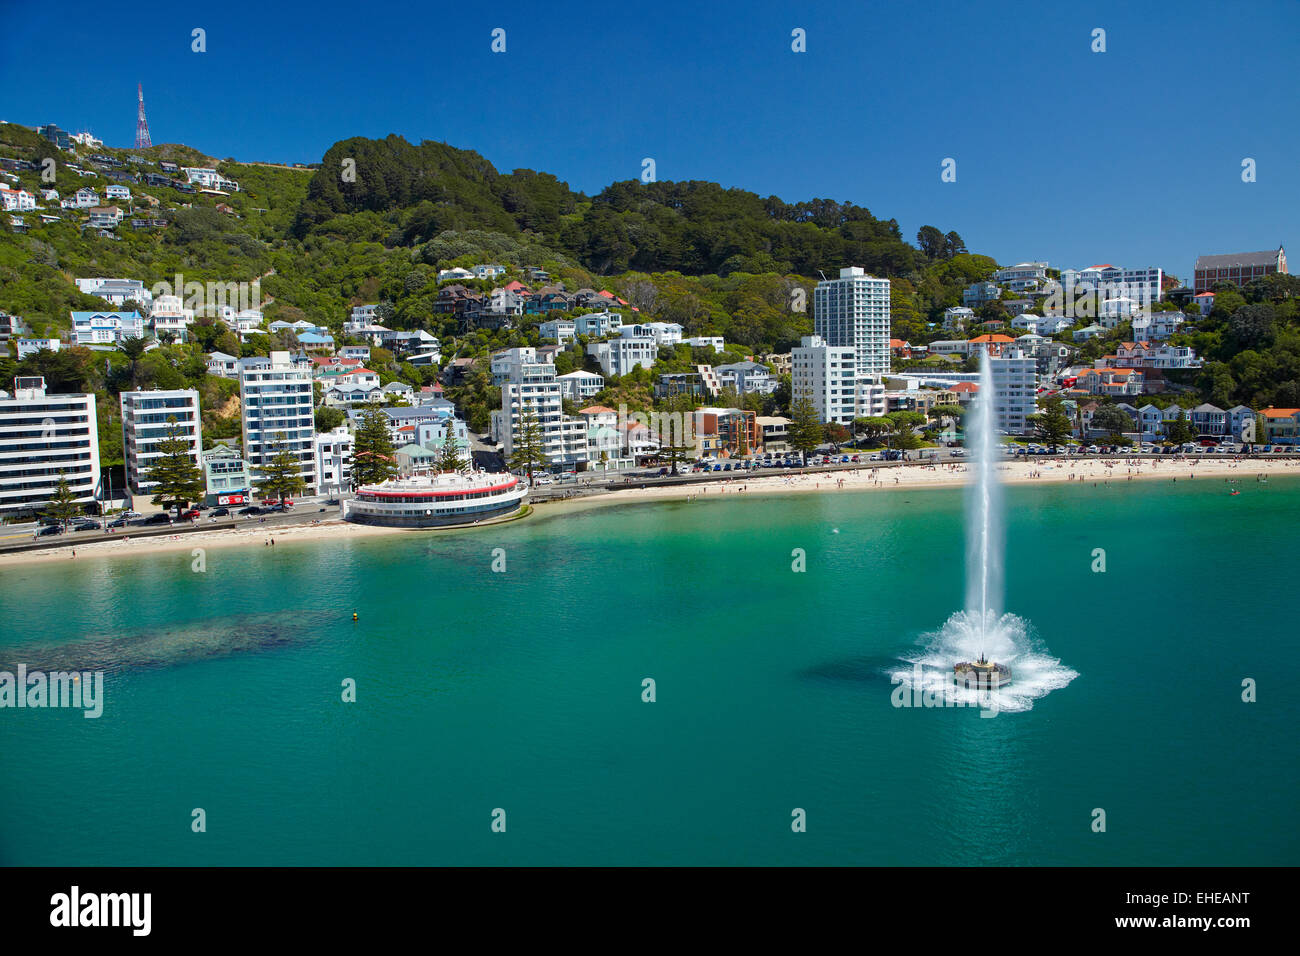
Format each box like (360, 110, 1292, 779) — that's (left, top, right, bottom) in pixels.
(0, 376, 100, 517)
(813, 267, 891, 378)
(239, 351, 317, 493)
(120, 388, 202, 494)
(990, 350, 1039, 436)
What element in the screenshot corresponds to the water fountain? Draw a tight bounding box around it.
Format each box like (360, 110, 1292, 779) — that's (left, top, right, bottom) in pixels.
(890, 351, 1078, 712)
(954, 352, 1012, 689)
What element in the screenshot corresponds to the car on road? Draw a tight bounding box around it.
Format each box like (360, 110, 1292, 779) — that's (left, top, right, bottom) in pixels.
(36, 524, 64, 537)
(209, 507, 230, 518)
(141, 514, 173, 526)
(237, 506, 262, 516)
(71, 520, 101, 532)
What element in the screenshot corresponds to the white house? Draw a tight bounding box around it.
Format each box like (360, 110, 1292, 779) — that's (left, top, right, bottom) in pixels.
(683, 336, 725, 353)
(16, 338, 61, 359)
(574, 311, 623, 338)
(105, 184, 131, 201)
(539, 319, 576, 344)
(557, 370, 606, 401)
(206, 351, 240, 378)
(587, 337, 658, 377)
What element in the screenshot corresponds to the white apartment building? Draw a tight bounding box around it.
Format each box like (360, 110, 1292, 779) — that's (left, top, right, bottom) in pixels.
(813, 266, 891, 377)
(791, 334, 880, 426)
(990, 350, 1038, 436)
(315, 426, 353, 496)
(0, 376, 100, 517)
(490, 347, 546, 387)
(1059, 265, 1163, 303)
(492, 362, 589, 469)
(120, 389, 203, 495)
(240, 351, 317, 494)
(587, 337, 658, 377)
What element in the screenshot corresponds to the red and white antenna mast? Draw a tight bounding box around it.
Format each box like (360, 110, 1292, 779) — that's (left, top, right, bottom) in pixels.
(135, 83, 152, 150)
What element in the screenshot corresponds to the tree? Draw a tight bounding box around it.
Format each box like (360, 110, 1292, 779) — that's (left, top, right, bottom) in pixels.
(436, 427, 468, 473)
(787, 396, 823, 463)
(1028, 395, 1072, 446)
(256, 433, 308, 505)
(119, 336, 148, 389)
(1166, 407, 1195, 445)
(916, 225, 945, 259)
(1091, 404, 1134, 438)
(144, 416, 205, 511)
(853, 416, 892, 446)
(885, 411, 926, 450)
(315, 406, 346, 432)
(349, 403, 398, 487)
(508, 402, 547, 480)
(656, 396, 696, 474)
(42, 474, 81, 528)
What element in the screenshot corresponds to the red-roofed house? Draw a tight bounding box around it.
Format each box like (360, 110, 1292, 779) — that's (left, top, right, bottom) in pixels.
(1259, 407, 1300, 444)
(968, 333, 1016, 357)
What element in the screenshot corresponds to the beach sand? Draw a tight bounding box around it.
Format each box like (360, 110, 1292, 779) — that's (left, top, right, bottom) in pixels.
(4, 455, 1296, 567)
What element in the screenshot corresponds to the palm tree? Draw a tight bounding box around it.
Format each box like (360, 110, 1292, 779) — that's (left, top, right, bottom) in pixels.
(118, 336, 148, 389)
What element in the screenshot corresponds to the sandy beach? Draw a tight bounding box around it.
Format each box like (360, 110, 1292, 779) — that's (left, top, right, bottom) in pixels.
(4, 456, 1296, 567)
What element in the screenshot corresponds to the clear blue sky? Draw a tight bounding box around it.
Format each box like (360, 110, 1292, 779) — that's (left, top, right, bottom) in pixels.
(4, 0, 1296, 280)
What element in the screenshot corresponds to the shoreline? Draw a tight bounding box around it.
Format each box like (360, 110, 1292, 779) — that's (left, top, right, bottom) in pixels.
(4, 456, 1297, 568)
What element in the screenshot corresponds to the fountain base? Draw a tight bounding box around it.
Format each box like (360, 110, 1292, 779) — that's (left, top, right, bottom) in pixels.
(954, 654, 1012, 690)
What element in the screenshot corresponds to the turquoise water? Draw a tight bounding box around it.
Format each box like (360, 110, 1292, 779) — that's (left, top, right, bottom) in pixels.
(2, 478, 1297, 866)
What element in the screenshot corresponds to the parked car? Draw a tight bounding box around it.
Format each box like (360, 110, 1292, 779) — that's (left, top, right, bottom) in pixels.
(36, 524, 64, 537)
(71, 520, 101, 532)
(237, 505, 261, 516)
(141, 513, 173, 526)
(209, 507, 230, 518)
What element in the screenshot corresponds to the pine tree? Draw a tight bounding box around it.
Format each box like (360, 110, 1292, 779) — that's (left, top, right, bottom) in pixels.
(256, 432, 308, 505)
(787, 396, 824, 464)
(144, 416, 206, 510)
(655, 397, 696, 475)
(1166, 407, 1195, 445)
(348, 403, 397, 487)
(437, 426, 468, 473)
(508, 402, 547, 481)
(1028, 395, 1073, 447)
(42, 474, 82, 528)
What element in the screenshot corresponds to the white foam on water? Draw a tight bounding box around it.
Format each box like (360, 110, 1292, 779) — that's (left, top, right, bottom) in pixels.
(891, 610, 1079, 713)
